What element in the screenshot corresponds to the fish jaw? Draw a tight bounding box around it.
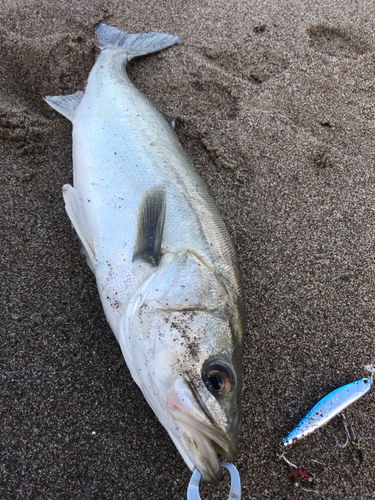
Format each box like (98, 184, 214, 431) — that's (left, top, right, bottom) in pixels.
(165, 375, 238, 484)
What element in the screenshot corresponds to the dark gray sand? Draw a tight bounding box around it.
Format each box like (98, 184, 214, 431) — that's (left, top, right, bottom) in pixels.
(1, 0, 375, 498)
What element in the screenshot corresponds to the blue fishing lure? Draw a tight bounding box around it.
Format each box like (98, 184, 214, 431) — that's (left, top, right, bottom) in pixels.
(282, 377, 371, 446)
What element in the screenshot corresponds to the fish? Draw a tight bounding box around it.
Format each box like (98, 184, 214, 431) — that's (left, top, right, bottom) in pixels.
(282, 377, 371, 446)
(45, 24, 245, 484)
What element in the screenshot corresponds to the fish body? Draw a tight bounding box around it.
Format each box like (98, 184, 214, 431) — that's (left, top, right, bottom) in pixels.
(282, 377, 371, 446)
(46, 24, 245, 484)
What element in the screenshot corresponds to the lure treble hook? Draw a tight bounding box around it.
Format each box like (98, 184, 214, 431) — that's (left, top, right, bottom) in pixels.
(334, 415, 356, 448)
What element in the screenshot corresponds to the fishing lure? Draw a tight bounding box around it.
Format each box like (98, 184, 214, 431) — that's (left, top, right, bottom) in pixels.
(282, 377, 371, 447)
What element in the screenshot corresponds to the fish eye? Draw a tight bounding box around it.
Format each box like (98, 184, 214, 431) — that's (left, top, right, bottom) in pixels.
(203, 362, 234, 394)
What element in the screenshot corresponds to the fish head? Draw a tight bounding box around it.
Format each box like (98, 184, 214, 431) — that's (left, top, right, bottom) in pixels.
(120, 250, 244, 484)
(165, 337, 243, 484)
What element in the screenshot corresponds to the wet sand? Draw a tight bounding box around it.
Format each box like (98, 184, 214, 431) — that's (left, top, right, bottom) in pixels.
(1, 0, 375, 498)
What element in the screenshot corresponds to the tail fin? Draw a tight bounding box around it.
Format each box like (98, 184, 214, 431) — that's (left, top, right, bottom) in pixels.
(96, 24, 180, 59)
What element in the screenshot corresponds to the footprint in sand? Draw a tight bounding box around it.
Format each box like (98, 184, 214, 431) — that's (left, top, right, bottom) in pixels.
(307, 24, 368, 58)
(200, 42, 289, 86)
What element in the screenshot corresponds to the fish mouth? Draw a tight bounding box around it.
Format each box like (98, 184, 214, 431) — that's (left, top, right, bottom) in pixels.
(166, 375, 237, 484)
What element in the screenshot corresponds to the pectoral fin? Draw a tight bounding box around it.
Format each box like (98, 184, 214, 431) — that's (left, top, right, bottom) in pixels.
(133, 185, 166, 266)
(62, 184, 95, 272)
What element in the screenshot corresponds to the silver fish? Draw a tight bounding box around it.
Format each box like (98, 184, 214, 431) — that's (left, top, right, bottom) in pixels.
(282, 377, 371, 446)
(45, 24, 245, 484)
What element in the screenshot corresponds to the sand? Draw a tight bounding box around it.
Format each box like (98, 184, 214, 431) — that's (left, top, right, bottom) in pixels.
(1, 0, 375, 498)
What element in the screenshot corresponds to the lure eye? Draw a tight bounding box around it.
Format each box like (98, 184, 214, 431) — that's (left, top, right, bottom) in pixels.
(203, 362, 234, 394)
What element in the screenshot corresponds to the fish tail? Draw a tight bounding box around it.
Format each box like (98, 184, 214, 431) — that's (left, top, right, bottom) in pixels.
(96, 24, 180, 58)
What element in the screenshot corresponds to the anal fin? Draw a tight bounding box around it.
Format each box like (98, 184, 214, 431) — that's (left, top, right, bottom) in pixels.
(62, 184, 95, 272)
(45, 91, 84, 122)
(133, 185, 166, 266)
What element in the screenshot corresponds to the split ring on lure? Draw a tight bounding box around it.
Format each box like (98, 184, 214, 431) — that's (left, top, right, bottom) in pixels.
(282, 377, 371, 447)
(187, 462, 241, 500)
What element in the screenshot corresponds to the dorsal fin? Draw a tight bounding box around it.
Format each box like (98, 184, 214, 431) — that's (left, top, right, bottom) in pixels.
(161, 111, 177, 128)
(133, 185, 166, 266)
